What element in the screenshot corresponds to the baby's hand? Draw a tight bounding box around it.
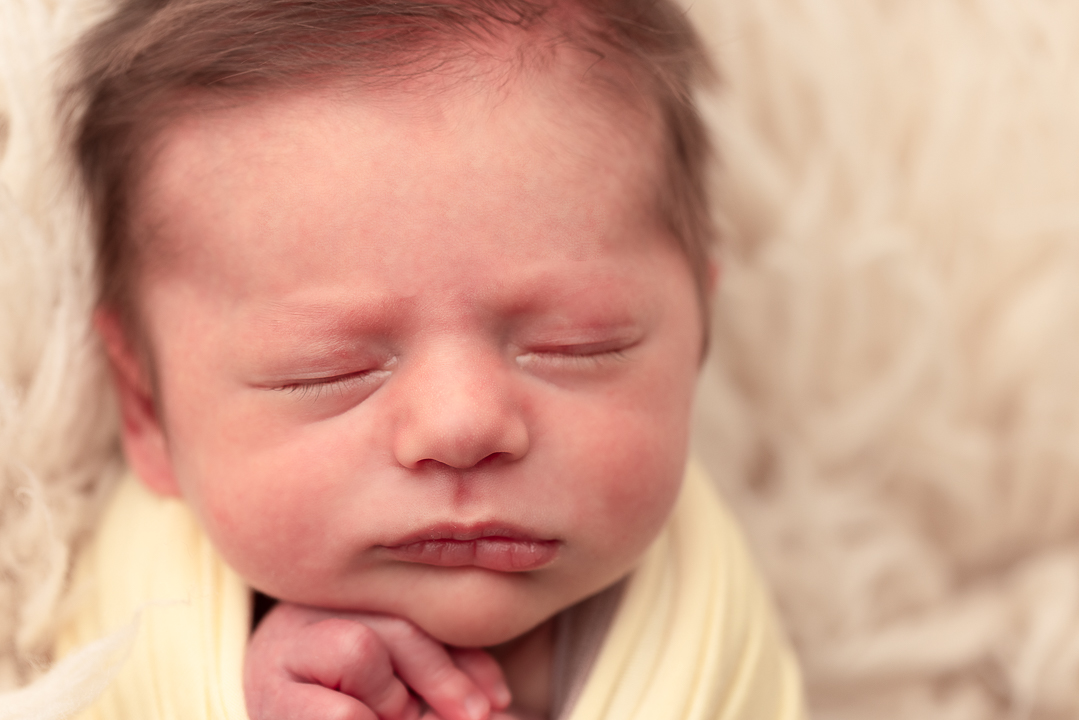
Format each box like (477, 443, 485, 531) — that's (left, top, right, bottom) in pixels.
(244, 602, 513, 720)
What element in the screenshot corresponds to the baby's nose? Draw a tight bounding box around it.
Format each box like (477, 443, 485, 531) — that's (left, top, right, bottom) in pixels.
(391, 347, 529, 471)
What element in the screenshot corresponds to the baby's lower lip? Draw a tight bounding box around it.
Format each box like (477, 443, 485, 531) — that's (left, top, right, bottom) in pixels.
(384, 538, 559, 572)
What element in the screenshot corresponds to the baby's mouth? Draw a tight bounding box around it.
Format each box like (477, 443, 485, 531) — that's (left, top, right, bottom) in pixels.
(381, 528, 559, 572)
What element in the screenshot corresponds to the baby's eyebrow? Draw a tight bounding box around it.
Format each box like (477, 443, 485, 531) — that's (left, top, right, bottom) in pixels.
(250, 296, 405, 334)
(223, 305, 401, 369)
(233, 267, 651, 342)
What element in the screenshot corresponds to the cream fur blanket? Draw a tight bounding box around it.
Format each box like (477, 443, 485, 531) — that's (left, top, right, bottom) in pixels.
(4, 0, 1079, 718)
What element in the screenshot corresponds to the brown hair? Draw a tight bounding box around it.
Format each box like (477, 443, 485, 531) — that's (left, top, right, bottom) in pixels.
(65, 0, 716, 341)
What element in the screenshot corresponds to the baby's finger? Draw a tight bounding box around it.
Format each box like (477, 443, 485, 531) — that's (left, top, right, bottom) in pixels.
(369, 618, 492, 720)
(262, 681, 378, 720)
(448, 648, 512, 710)
(288, 618, 421, 720)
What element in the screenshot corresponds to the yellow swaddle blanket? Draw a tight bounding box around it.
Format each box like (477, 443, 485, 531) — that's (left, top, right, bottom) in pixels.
(56, 464, 804, 720)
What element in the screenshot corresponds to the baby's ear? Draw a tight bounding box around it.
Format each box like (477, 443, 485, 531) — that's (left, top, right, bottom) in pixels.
(94, 309, 182, 497)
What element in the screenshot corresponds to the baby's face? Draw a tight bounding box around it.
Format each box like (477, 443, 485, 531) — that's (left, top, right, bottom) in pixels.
(116, 71, 704, 647)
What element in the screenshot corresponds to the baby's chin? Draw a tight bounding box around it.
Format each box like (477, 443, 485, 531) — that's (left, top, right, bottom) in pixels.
(266, 563, 634, 647)
(364, 570, 599, 648)
(403, 594, 561, 648)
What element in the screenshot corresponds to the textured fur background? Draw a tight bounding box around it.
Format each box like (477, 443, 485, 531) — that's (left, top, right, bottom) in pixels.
(4, 0, 1079, 718)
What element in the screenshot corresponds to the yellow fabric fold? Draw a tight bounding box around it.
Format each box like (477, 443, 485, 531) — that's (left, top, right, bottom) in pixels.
(56, 464, 804, 720)
(568, 462, 805, 720)
(56, 478, 250, 720)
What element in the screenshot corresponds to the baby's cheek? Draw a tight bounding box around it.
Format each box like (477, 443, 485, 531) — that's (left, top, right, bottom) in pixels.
(195, 488, 278, 578)
(177, 465, 306, 592)
(578, 446, 683, 560)
(602, 471, 681, 551)
(608, 423, 681, 535)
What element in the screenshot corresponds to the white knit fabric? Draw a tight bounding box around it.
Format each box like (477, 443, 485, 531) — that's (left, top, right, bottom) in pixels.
(0, 0, 121, 699)
(687, 2, 1079, 718)
(0, 619, 133, 720)
(5, 0, 1079, 718)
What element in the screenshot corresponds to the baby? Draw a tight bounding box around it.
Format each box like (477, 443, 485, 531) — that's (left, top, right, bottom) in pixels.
(60, 1, 804, 719)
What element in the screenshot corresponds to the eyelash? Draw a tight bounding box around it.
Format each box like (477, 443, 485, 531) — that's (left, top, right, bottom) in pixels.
(274, 371, 380, 400)
(273, 344, 630, 399)
(517, 346, 630, 370)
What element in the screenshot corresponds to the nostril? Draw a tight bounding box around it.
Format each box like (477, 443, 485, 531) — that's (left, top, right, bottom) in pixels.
(476, 451, 511, 467)
(412, 451, 513, 472)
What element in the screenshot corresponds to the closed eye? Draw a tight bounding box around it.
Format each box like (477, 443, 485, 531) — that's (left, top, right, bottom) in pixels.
(516, 341, 635, 372)
(273, 369, 389, 401)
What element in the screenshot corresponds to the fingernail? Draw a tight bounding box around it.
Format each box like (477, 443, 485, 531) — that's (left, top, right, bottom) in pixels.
(492, 683, 512, 710)
(465, 693, 490, 720)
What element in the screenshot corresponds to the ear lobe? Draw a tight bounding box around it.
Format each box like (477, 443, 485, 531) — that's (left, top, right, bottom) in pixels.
(94, 309, 181, 498)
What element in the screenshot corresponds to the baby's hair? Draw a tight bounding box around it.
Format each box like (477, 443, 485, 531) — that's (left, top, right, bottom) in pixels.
(65, 0, 716, 344)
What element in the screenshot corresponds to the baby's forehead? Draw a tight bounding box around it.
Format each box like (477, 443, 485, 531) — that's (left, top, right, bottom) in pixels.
(135, 65, 664, 245)
(76, 0, 714, 348)
(130, 71, 670, 300)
